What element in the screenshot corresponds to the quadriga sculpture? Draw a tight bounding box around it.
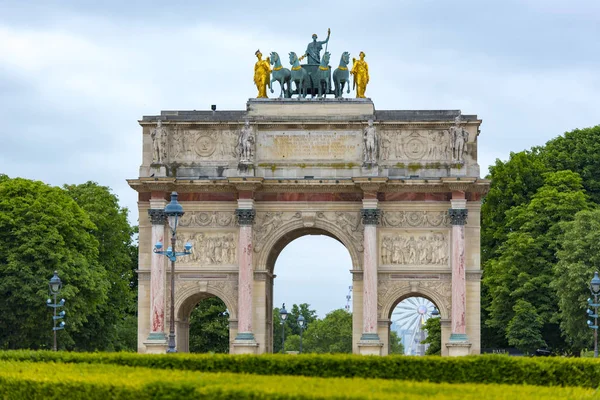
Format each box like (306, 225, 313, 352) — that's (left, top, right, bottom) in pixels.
(333, 52, 351, 98)
(269, 52, 291, 98)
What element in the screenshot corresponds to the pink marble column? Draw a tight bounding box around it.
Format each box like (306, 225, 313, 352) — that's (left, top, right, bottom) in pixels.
(148, 209, 166, 339)
(360, 208, 380, 341)
(235, 208, 256, 341)
(449, 206, 468, 341)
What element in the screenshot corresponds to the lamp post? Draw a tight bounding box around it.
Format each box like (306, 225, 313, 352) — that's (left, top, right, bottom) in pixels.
(153, 192, 192, 353)
(298, 315, 305, 354)
(46, 271, 65, 351)
(587, 271, 600, 358)
(279, 303, 288, 353)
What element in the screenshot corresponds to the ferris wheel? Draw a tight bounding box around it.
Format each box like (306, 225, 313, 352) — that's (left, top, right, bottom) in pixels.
(392, 297, 435, 355)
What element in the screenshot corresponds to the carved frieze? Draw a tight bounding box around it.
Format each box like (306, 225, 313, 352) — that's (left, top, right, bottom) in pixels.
(176, 232, 237, 265)
(253, 211, 301, 253)
(381, 211, 450, 228)
(379, 129, 455, 163)
(380, 231, 448, 266)
(169, 127, 238, 162)
(178, 211, 235, 227)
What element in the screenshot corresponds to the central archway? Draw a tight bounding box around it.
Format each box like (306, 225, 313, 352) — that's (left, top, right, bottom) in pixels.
(252, 212, 364, 354)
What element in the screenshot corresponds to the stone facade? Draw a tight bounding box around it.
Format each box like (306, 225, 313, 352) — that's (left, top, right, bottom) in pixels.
(129, 98, 489, 355)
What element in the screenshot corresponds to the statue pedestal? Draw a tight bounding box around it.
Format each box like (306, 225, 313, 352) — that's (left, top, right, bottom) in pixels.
(247, 98, 374, 118)
(140, 165, 167, 178)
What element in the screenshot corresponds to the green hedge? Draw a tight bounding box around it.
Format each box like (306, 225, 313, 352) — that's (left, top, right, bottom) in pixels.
(0, 360, 594, 400)
(1, 351, 600, 388)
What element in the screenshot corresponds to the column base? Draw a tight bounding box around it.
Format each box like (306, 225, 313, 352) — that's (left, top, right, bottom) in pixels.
(231, 332, 259, 355)
(143, 333, 168, 354)
(358, 333, 383, 356)
(446, 334, 471, 357)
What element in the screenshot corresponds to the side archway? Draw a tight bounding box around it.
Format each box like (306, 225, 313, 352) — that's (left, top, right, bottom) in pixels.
(174, 281, 238, 353)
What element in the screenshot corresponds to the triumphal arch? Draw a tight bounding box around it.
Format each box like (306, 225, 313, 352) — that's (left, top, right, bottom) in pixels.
(129, 35, 489, 356)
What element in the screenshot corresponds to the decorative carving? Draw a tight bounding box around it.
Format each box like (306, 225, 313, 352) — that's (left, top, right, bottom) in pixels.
(178, 211, 235, 228)
(363, 119, 378, 165)
(378, 129, 453, 163)
(176, 232, 237, 265)
(448, 208, 468, 225)
(317, 211, 364, 252)
(148, 209, 166, 225)
(238, 120, 255, 164)
(449, 112, 469, 162)
(418, 280, 452, 315)
(169, 127, 237, 162)
(381, 211, 450, 228)
(360, 208, 381, 225)
(253, 211, 302, 253)
(151, 120, 168, 163)
(236, 209, 256, 226)
(381, 232, 448, 265)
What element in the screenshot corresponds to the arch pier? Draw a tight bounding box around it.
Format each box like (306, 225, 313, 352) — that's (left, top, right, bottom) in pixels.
(129, 99, 489, 355)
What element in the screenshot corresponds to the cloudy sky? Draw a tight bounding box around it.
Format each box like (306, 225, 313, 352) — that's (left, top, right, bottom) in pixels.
(1, 0, 599, 318)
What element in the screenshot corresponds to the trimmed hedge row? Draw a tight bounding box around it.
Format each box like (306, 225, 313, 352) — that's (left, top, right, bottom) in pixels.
(0, 360, 595, 400)
(1, 350, 600, 388)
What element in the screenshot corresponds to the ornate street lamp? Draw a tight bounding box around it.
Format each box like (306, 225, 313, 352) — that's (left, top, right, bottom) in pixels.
(46, 271, 66, 351)
(431, 307, 440, 317)
(154, 192, 192, 353)
(588, 272, 600, 358)
(279, 303, 288, 354)
(298, 314, 306, 354)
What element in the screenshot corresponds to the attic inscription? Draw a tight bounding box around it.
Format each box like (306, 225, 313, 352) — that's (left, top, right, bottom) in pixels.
(258, 131, 361, 161)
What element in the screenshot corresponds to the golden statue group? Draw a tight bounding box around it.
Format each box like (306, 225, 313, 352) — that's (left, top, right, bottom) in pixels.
(253, 29, 370, 99)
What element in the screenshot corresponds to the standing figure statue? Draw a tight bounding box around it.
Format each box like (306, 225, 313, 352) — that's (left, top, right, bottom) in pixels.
(151, 119, 167, 164)
(300, 29, 331, 65)
(254, 50, 271, 98)
(363, 119, 378, 165)
(449, 112, 469, 162)
(238, 120, 255, 163)
(351, 51, 370, 98)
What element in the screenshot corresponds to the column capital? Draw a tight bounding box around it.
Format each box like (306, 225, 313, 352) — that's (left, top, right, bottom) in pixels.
(448, 208, 468, 225)
(236, 209, 256, 226)
(148, 209, 167, 225)
(361, 208, 381, 225)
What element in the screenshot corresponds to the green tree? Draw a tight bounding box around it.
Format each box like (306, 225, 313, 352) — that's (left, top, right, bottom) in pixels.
(542, 125, 600, 203)
(553, 209, 600, 352)
(484, 171, 590, 350)
(188, 297, 229, 353)
(0, 177, 108, 350)
(302, 309, 353, 353)
(63, 182, 137, 351)
(421, 317, 441, 355)
(389, 330, 404, 354)
(506, 299, 546, 354)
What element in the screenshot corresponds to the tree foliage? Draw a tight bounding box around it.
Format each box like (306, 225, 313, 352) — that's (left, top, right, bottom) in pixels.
(389, 330, 404, 354)
(188, 297, 229, 353)
(421, 317, 441, 355)
(273, 303, 317, 353)
(0, 178, 107, 349)
(302, 309, 353, 354)
(506, 299, 546, 354)
(553, 209, 600, 351)
(484, 170, 590, 350)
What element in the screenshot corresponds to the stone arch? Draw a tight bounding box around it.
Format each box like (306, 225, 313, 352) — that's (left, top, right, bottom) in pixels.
(254, 213, 363, 271)
(174, 282, 237, 353)
(380, 282, 450, 321)
(175, 283, 237, 321)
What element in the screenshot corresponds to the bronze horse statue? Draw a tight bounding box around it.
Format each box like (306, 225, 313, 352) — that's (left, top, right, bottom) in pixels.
(270, 52, 291, 98)
(289, 52, 308, 98)
(333, 52, 351, 98)
(314, 52, 331, 98)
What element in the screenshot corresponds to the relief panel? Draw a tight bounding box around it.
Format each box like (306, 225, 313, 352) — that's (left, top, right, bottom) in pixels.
(177, 231, 237, 265)
(380, 231, 449, 266)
